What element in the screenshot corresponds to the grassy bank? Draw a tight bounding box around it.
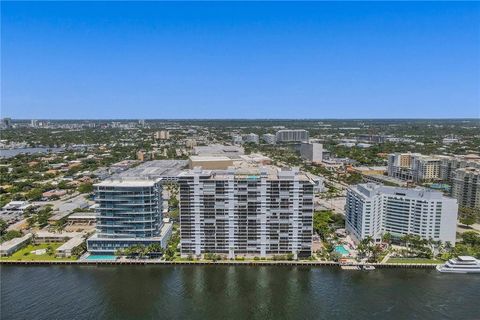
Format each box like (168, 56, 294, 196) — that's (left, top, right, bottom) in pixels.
(386, 258, 442, 264)
(0, 243, 77, 261)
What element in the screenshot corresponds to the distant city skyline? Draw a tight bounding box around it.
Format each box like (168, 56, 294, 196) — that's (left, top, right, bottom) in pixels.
(2, 1, 479, 119)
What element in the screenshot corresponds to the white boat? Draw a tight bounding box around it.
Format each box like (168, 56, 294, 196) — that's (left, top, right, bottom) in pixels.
(436, 256, 480, 274)
(363, 265, 375, 271)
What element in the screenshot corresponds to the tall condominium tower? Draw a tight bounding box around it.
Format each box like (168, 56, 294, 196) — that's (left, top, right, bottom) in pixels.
(440, 155, 480, 183)
(345, 183, 458, 244)
(452, 167, 480, 210)
(87, 178, 172, 254)
(178, 167, 314, 258)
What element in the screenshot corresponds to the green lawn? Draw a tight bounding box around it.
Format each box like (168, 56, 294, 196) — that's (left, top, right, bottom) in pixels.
(386, 257, 442, 264)
(0, 243, 77, 261)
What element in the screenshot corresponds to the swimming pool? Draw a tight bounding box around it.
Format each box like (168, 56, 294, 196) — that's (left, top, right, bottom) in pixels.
(334, 245, 350, 256)
(86, 255, 118, 261)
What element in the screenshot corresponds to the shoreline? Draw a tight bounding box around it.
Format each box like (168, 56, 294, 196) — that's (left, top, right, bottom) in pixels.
(0, 259, 437, 269)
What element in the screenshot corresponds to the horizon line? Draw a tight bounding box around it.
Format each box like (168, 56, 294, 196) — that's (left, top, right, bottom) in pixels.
(4, 117, 480, 121)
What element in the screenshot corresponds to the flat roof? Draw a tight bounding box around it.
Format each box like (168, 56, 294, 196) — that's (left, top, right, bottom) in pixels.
(116, 160, 188, 179)
(35, 231, 83, 238)
(0, 233, 32, 251)
(95, 179, 159, 187)
(354, 183, 449, 200)
(68, 211, 97, 219)
(190, 156, 232, 162)
(56, 236, 84, 251)
(179, 166, 311, 182)
(364, 174, 407, 185)
(193, 144, 244, 158)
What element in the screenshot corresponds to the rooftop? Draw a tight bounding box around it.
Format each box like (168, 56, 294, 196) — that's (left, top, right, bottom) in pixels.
(95, 179, 159, 187)
(193, 144, 244, 158)
(116, 160, 188, 179)
(0, 233, 32, 251)
(179, 166, 312, 181)
(56, 236, 84, 251)
(354, 183, 451, 200)
(189, 156, 232, 162)
(68, 211, 97, 219)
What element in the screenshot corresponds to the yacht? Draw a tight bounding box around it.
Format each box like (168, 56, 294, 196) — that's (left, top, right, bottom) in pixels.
(436, 256, 480, 274)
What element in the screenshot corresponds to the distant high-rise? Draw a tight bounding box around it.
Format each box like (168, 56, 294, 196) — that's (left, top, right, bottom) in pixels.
(0, 118, 12, 129)
(275, 130, 309, 143)
(178, 167, 314, 258)
(300, 142, 323, 163)
(185, 139, 197, 148)
(387, 153, 441, 182)
(244, 133, 259, 144)
(452, 167, 480, 210)
(154, 130, 170, 140)
(345, 183, 458, 244)
(440, 154, 480, 183)
(262, 133, 276, 144)
(232, 134, 243, 145)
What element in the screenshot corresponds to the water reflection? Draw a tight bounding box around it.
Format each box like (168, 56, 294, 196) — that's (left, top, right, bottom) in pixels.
(1, 266, 479, 320)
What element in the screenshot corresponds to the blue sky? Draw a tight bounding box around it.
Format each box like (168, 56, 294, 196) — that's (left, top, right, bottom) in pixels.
(1, 1, 479, 119)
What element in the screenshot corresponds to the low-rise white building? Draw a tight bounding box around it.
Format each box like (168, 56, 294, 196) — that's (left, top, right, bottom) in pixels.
(56, 236, 85, 258)
(0, 233, 33, 256)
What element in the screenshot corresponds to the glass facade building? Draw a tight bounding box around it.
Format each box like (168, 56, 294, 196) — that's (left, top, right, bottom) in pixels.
(87, 178, 172, 254)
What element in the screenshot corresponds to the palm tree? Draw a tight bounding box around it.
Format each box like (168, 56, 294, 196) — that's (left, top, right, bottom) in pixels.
(382, 232, 392, 245)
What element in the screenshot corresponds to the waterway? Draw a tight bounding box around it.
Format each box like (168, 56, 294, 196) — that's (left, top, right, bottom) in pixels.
(0, 147, 65, 158)
(1, 265, 479, 320)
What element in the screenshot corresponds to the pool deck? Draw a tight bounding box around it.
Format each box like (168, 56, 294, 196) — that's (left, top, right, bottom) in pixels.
(0, 259, 438, 269)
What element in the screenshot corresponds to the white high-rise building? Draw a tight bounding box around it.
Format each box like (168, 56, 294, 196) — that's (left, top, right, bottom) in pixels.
(275, 130, 309, 143)
(244, 133, 259, 144)
(178, 167, 314, 258)
(262, 133, 276, 144)
(345, 183, 458, 245)
(300, 142, 323, 163)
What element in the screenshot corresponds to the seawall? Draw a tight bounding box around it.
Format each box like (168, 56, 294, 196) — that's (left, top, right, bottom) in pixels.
(0, 260, 437, 269)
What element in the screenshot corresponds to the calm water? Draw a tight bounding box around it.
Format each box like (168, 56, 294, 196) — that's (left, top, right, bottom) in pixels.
(1, 265, 479, 320)
(0, 147, 65, 158)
